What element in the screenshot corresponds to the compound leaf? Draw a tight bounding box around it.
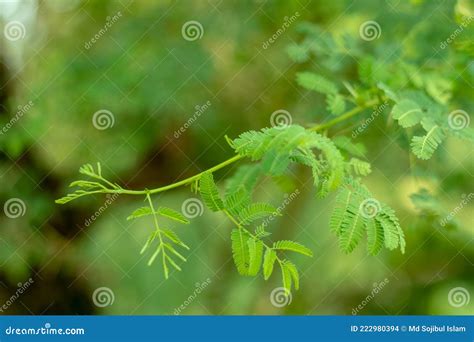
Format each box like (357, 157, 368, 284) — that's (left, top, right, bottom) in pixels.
(200, 172, 224, 212)
(273, 240, 313, 257)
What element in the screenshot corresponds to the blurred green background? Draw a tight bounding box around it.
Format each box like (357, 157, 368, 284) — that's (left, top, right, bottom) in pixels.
(0, 0, 472, 315)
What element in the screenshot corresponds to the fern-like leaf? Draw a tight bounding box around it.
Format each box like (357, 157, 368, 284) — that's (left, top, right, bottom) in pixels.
(330, 179, 404, 254)
(224, 188, 251, 217)
(161, 228, 190, 250)
(374, 204, 404, 252)
(339, 201, 365, 253)
(280, 260, 293, 294)
(199, 172, 224, 212)
(247, 238, 264, 276)
(273, 240, 313, 257)
(238, 203, 278, 225)
(411, 124, 445, 160)
(330, 187, 353, 235)
(392, 99, 423, 128)
(283, 260, 300, 290)
(296, 72, 338, 94)
(261, 149, 291, 176)
(231, 229, 251, 275)
(140, 231, 158, 254)
(255, 225, 271, 238)
(326, 93, 346, 115)
(127, 207, 153, 220)
(157, 207, 190, 224)
(332, 136, 367, 158)
(346, 158, 372, 176)
(365, 218, 384, 255)
(263, 248, 277, 280)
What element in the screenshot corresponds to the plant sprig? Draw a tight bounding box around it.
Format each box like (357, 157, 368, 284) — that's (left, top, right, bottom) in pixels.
(56, 20, 473, 296)
(55, 118, 402, 294)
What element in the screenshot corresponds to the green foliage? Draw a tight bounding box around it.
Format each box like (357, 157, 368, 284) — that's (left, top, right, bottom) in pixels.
(346, 158, 371, 177)
(224, 164, 263, 197)
(127, 207, 153, 220)
(55, 163, 122, 204)
(330, 179, 405, 255)
(296, 72, 338, 95)
(296, 71, 348, 116)
(57, 122, 404, 294)
(282, 260, 300, 291)
(238, 203, 278, 225)
(131, 195, 190, 278)
(55, 14, 474, 297)
(333, 136, 367, 158)
(156, 207, 190, 224)
(247, 238, 264, 276)
(230, 228, 251, 275)
(280, 260, 295, 293)
(391, 100, 423, 128)
(128, 206, 190, 224)
(290, 22, 473, 162)
(232, 125, 345, 196)
(4, 0, 473, 314)
(273, 240, 313, 257)
(326, 93, 346, 116)
(410, 122, 446, 160)
(199, 172, 224, 212)
(263, 249, 277, 280)
(218, 166, 312, 291)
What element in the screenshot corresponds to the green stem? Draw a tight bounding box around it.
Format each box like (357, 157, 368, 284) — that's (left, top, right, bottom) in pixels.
(60, 99, 382, 202)
(127, 101, 379, 195)
(146, 154, 244, 195)
(308, 99, 380, 132)
(86, 154, 244, 196)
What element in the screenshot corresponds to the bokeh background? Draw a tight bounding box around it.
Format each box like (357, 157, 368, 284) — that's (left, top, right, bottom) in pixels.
(0, 0, 473, 315)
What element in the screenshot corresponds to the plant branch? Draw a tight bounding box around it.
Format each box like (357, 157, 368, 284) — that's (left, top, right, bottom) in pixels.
(308, 98, 380, 132)
(57, 99, 383, 203)
(122, 100, 380, 194)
